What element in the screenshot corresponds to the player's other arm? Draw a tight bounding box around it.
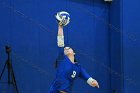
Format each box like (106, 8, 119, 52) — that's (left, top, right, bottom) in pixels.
(79, 67, 99, 88)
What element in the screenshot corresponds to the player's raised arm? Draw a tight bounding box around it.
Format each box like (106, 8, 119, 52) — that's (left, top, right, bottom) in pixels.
(57, 25, 64, 47)
(56, 11, 70, 47)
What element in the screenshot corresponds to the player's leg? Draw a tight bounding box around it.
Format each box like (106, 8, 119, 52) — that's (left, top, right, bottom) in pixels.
(59, 91, 67, 93)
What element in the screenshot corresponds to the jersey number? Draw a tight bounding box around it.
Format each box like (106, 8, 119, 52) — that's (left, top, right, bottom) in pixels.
(71, 71, 76, 78)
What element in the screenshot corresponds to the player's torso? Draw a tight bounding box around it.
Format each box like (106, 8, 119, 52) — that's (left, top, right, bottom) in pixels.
(50, 56, 81, 92)
(56, 56, 81, 81)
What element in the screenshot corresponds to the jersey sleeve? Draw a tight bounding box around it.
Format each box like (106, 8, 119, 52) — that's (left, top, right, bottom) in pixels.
(79, 66, 91, 81)
(56, 47, 65, 61)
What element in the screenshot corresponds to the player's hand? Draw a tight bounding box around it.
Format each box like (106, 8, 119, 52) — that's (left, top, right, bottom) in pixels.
(91, 79, 99, 88)
(57, 17, 67, 26)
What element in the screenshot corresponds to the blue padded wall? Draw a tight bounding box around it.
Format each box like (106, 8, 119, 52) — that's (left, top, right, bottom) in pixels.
(0, 0, 110, 93)
(122, 0, 140, 93)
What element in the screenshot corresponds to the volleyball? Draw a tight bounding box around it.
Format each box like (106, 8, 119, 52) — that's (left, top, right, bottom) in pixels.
(55, 11, 70, 26)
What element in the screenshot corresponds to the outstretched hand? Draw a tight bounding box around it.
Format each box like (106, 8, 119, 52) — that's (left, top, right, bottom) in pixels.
(91, 79, 99, 88)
